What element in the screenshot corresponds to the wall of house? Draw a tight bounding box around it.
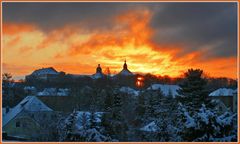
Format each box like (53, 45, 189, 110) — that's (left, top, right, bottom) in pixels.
(3, 115, 42, 141)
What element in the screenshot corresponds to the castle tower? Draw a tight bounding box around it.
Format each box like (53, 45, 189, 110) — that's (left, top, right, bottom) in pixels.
(92, 64, 105, 79)
(96, 64, 102, 73)
(117, 60, 133, 76)
(123, 60, 128, 70)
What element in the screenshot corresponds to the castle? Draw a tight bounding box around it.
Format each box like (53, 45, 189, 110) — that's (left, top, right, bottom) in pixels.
(26, 60, 134, 81)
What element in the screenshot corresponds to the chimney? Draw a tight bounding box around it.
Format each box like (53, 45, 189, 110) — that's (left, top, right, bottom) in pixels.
(6, 106, 9, 113)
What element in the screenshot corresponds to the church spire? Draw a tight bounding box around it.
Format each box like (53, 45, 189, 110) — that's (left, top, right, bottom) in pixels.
(123, 59, 128, 70)
(96, 64, 102, 73)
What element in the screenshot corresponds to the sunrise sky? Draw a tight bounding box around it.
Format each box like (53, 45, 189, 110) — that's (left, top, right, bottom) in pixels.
(2, 2, 238, 80)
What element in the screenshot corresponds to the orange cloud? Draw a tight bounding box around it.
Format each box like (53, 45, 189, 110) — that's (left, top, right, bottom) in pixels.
(3, 23, 37, 35)
(2, 10, 237, 80)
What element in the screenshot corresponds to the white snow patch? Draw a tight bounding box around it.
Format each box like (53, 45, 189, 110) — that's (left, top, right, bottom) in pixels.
(24, 86, 36, 91)
(184, 112, 196, 128)
(31, 67, 58, 76)
(118, 69, 133, 76)
(92, 72, 105, 79)
(216, 112, 236, 126)
(147, 84, 180, 98)
(75, 111, 104, 129)
(209, 88, 236, 96)
(140, 121, 158, 132)
(119, 87, 139, 96)
(37, 88, 70, 96)
(197, 105, 214, 125)
(2, 107, 11, 117)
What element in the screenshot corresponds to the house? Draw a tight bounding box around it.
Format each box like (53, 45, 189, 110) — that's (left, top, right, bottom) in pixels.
(25, 67, 60, 81)
(2, 96, 61, 141)
(209, 88, 237, 112)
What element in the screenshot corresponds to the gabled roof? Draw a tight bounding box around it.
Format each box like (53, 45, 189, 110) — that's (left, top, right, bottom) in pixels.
(31, 67, 58, 76)
(91, 72, 105, 79)
(3, 96, 53, 127)
(147, 84, 180, 98)
(118, 69, 133, 76)
(119, 87, 139, 96)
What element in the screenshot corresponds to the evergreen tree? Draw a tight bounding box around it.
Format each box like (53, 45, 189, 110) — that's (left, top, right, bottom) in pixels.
(177, 103, 237, 142)
(104, 87, 114, 111)
(134, 94, 146, 126)
(177, 69, 209, 110)
(103, 88, 128, 141)
(58, 110, 78, 141)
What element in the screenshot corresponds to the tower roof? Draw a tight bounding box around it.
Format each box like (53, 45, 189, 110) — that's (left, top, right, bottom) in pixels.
(123, 59, 128, 70)
(118, 60, 133, 76)
(96, 64, 102, 73)
(92, 64, 105, 79)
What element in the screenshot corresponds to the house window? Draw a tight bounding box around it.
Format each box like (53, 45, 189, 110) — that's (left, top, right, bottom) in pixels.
(16, 121, 20, 127)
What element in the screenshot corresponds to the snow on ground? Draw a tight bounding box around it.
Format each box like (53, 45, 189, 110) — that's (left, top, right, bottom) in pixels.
(140, 121, 158, 132)
(37, 88, 70, 96)
(209, 88, 236, 96)
(119, 87, 139, 96)
(3, 96, 52, 127)
(147, 84, 180, 98)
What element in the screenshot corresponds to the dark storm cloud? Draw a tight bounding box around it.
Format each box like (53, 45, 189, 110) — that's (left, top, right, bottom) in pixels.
(3, 2, 237, 59)
(2, 2, 158, 31)
(150, 2, 237, 58)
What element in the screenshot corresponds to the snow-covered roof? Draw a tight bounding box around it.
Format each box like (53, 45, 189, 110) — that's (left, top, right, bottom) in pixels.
(209, 88, 237, 97)
(31, 67, 58, 76)
(92, 72, 105, 79)
(2, 108, 12, 117)
(119, 87, 139, 96)
(147, 84, 180, 98)
(37, 88, 70, 96)
(3, 96, 53, 127)
(118, 69, 133, 76)
(140, 121, 158, 132)
(24, 86, 36, 91)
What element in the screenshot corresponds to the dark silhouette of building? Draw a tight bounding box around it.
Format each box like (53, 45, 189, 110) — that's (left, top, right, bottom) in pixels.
(117, 60, 133, 76)
(92, 64, 105, 79)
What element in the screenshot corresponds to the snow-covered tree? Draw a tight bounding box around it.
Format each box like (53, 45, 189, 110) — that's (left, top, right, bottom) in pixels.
(59, 111, 113, 142)
(177, 69, 210, 111)
(58, 110, 78, 141)
(102, 88, 129, 141)
(178, 104, 237, 142)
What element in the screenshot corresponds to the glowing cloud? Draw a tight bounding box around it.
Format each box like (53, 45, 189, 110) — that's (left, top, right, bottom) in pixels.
(2, 9, 237, 79)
